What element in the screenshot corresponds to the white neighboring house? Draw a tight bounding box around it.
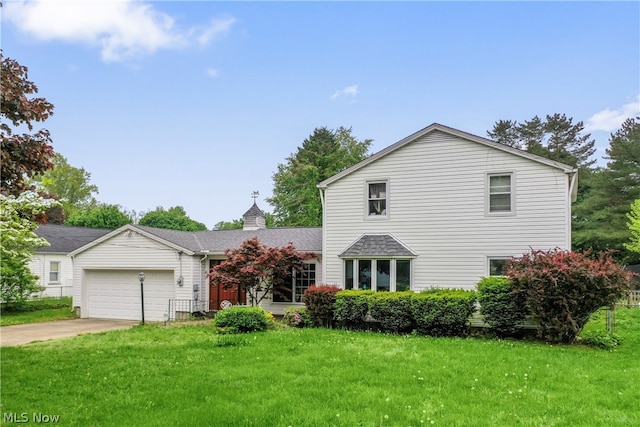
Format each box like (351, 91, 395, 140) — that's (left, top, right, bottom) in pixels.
(317, 123, 577, 291)
(30, 225, 111, 298)
(68, 204, 322, 321)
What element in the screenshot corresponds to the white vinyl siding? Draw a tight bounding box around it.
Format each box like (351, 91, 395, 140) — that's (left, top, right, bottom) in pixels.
(72, 230, 190, 316)
(28, 253, 74, 297)
(322, 130, 571, 291)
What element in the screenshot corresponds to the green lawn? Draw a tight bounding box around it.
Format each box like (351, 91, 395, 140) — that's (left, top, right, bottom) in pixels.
(1, 308, 638, 426)
(0, 298, 77, 326)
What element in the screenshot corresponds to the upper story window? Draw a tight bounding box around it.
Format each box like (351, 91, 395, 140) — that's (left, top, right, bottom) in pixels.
(488, 173, 513, 213)
(49, 261, 60, 283)
(367, 181, 388, 217)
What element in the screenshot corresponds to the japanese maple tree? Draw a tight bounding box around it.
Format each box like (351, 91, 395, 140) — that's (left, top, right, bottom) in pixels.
(1, 52, 55, 195)
(208, 237, 316, 306)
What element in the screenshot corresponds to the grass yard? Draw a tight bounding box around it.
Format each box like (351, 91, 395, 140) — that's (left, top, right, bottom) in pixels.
(0, 298, 77, 326)
(1, 308, 639, 427)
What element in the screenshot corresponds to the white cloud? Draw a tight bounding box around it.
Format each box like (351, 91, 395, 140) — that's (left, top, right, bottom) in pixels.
(5, 1, 235, 63)
(331, 85, 359, 101)
(193, 16, 236, 47)
(206, 68, 219, 78)
(585, 95, 640, 132)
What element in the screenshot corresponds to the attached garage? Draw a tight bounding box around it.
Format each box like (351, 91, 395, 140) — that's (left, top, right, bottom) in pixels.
(85, 270, 175, 321)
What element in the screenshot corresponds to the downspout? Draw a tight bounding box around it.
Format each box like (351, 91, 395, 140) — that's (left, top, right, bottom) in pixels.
(318, 186, 327, 286)
(199, 251, 210, 304)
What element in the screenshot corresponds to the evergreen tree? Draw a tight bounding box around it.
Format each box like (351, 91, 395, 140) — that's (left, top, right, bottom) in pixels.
(488, 114, 596, 168)
(573, 117, 640, 264)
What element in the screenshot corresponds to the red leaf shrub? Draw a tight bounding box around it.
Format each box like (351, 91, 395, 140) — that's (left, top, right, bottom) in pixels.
(506, 248, 633, 343)
(302, 285, 340, 327)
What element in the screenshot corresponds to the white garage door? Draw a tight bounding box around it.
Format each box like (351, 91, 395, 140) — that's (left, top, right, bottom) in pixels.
(86, 270, 175, 321)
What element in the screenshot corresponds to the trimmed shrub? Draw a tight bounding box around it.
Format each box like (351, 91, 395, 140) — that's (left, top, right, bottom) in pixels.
(368, 292, 415, 334)
(507, 248, 634, 344)
(282, 306, 313, 328)
(477, 276, 528, 337)
(334, 290, 375, 330)
(213, 306, 272, 333)
(410, 289, 477, 337)
(302, 285, 341, 327)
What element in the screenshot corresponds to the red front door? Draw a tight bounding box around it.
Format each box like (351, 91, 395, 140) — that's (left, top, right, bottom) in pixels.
(209, 260, 247, 310)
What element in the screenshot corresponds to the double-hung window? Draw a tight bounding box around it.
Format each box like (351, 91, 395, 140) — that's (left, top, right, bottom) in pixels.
(49, 261, 60, 283)
(488, 173, 513, 213)
(367, 181, 388, 217)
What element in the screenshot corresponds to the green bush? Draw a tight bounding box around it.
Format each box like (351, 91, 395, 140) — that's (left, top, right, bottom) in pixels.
(282, 306, 313, 328)
(334, 290, 374, 330)
(302, 285, 340, 327)
(213, 306, 271, 333)
(578, 329, 621, 349)
(410, 289, 477, 337)
(0, 297, 71, 313)
(368, 292, 414, 334)
(477, 277, 528, 337)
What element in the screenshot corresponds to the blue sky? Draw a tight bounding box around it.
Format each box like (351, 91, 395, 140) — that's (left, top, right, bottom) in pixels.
(3, 1, 639, 229)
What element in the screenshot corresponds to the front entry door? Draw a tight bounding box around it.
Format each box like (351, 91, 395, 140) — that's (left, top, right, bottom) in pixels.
(209, 260, 246, 310)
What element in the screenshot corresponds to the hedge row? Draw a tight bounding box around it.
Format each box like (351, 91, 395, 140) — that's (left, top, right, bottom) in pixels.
(333, 289, 477, 337)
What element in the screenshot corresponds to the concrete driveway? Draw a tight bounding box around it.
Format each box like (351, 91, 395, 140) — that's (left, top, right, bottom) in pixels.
(0, 318, 139, 347)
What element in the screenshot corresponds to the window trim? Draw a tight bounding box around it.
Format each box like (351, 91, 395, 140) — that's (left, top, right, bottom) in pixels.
(486, 172, 516, 216)
(365, 179, 390, 220)
(343, 258, 412, 292)
(48, 261, 60, 284)
(487, 257, 509, 277)
(272, 262, 317, 304)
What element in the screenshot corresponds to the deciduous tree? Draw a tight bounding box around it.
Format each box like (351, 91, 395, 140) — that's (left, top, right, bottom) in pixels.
(1, 52, 55, 195)
(31, 153, 98, 219)
(208, 237, 315, 306)
(624, 199, 640, 256)
(0, 192, 59, 308)
(65, 204, 132, 229)
(268, 126, 371, 226)
(139, 206, 206, 231)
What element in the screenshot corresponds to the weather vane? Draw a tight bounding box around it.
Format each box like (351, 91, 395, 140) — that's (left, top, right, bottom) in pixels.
(251, 191, 259, 201)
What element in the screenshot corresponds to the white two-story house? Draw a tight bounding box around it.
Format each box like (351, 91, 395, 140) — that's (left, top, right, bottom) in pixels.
(317, 123, 577, 292)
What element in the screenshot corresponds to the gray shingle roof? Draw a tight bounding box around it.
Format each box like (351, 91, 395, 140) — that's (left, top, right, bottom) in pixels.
(132, 225, 322, 254)
(339, 234, 416, 257)
(35, 224, 112, 253)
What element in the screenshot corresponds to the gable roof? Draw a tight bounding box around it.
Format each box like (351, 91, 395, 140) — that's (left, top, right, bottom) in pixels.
(35, 224, 112, 254)
(70, 224, 322, 257)
(339, 234, 417, 258)
(317, 122, 577, 189)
